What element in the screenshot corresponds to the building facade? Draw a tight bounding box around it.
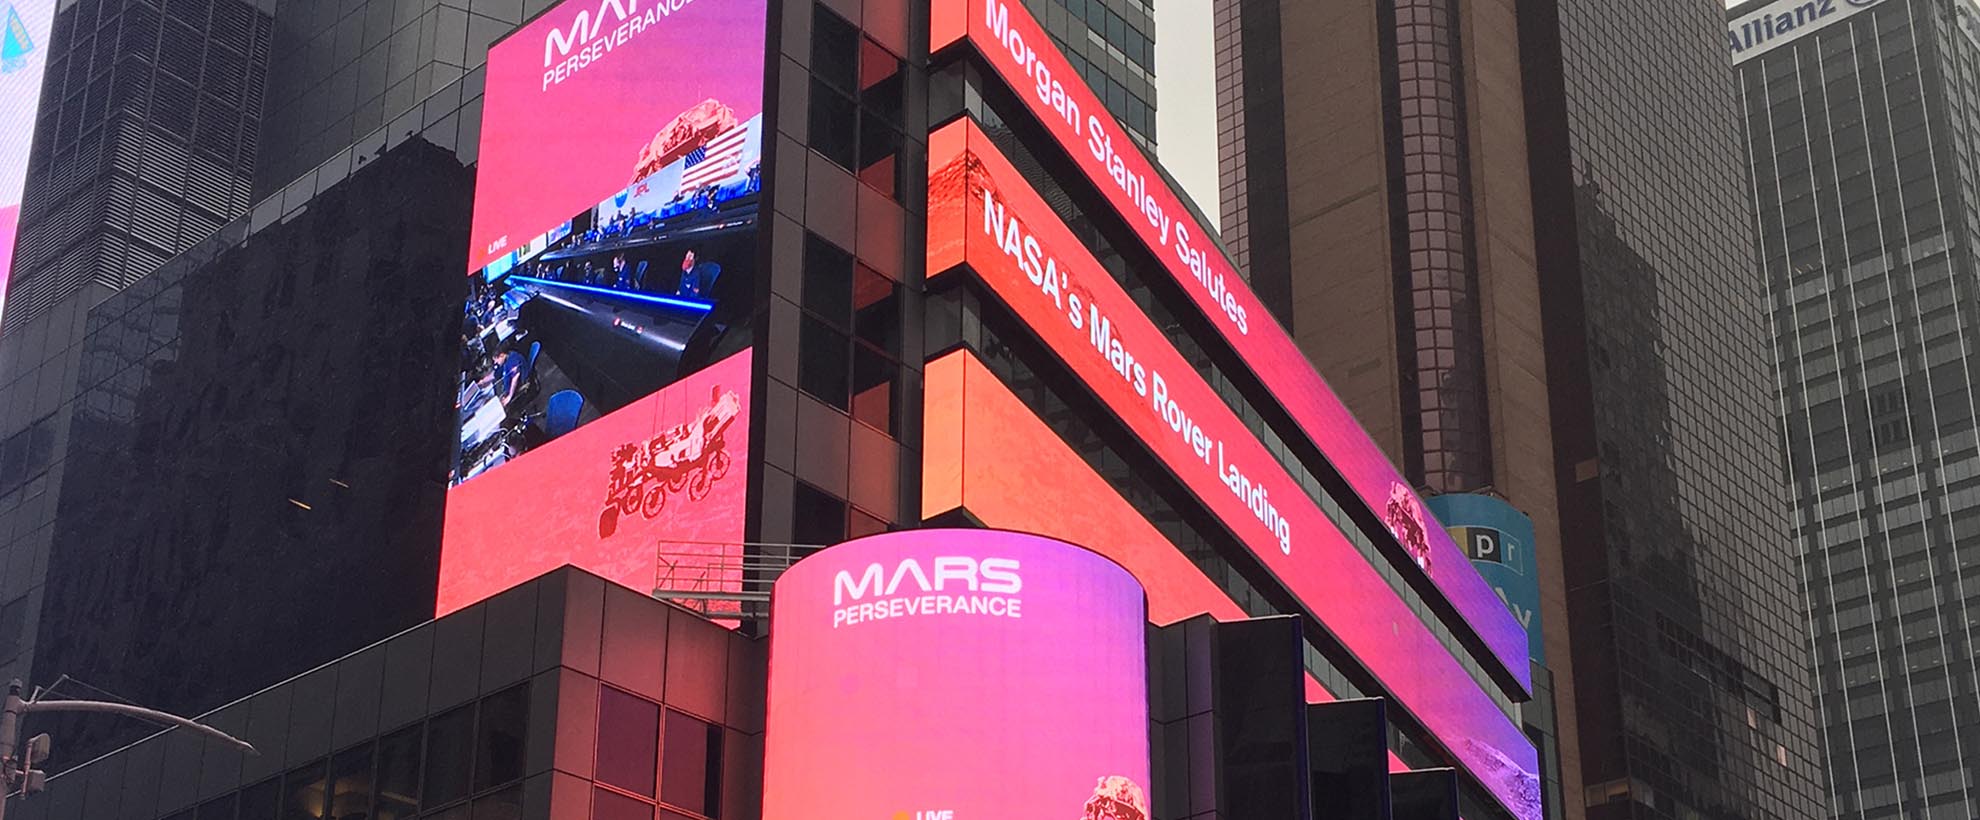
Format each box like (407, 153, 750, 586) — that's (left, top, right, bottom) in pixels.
(1214, 0, 1831, 817)
(0, 0, 1544, 818)
(0, 0, 554, 700)
(10, 568, 768, 820)
(1734, 0, 1980, 816)
(1015, 0, 1155, 145)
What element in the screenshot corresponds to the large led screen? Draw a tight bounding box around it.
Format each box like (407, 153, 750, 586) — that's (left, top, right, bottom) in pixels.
(439, 348, 751, 616)
(923, 348, 1416, 764)
(933, 0, 1529, 691)
(0, 0, 53, 324)
(445, 0, 767, 612)
(762, 529, 1151, 820)
(927, 120, 1540, 820)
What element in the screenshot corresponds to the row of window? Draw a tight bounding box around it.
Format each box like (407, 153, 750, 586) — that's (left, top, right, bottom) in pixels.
(810, 6, 908, 202)
(140, 681, 733, 820)
(1046, 0, 1152, 73)
(162, 685, 527, 820)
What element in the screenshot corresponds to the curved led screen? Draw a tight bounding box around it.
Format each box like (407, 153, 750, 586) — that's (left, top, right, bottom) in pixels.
(762, 529, 1151, 820)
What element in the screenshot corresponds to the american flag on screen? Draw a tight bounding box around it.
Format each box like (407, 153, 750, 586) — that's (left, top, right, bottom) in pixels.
(676, 124, 748, 194)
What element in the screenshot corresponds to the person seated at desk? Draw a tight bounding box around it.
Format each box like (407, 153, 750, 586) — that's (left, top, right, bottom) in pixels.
(612, 253, 632, 290)
(677, 250, 700, 296)
(488, 348, 527, 405)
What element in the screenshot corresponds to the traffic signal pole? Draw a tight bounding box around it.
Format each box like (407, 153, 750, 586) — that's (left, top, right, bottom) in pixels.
(0, 680, 256, 820)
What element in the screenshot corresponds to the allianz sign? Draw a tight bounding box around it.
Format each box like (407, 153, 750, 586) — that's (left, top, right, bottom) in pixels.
(1727, 0, 1882, 64)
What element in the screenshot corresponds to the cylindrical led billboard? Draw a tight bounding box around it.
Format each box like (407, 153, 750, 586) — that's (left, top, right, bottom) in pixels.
(762, 529, 1151, 820)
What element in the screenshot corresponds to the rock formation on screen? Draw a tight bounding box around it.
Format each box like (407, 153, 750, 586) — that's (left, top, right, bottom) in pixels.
(633, 99, 741, 180)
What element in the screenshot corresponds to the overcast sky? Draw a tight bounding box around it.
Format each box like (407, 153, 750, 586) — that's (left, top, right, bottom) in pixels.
(1153, 0, 1222, 229)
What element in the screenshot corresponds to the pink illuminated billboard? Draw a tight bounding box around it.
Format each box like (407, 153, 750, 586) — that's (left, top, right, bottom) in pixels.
(439, 349, 751, 617)
(932, 0, 1528, 691)
(927, 120, 1539, 820)
(443, 0, 766, 612)
(762, 529, 1150, 820)
(0, 0, 53, 323)
(469, 0, 767, 275)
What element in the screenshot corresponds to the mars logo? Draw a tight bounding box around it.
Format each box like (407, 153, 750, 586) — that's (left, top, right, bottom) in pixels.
(830, 556, 1023, 628)
(539, 0, 707, 85)
(597, 384, 741, 537)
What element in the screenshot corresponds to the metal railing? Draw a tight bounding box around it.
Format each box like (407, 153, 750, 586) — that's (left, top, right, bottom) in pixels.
(649, 542, 813, 623)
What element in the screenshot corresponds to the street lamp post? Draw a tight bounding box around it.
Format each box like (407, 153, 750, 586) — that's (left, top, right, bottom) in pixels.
(0, 680, 256, 820)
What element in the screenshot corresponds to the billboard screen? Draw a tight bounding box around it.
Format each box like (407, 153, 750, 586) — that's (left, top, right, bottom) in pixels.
(932, 0, 1528, 691)
(0, 0, 53, 323)
(926, 120, 1539, 820)
(924, 350, 1250, 627)
(762, 529, 1151, 820)
(1427, 494, 1543, 664)
(443, 0, 767, 611)
(439, 348, 751, 616)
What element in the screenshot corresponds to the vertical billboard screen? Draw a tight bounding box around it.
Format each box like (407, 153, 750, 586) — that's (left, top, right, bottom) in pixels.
(0, 0, 53, 323)
(932, 0, 1528, 691)
(443, 0, 767, 614)
(762, 529, 1151, 820)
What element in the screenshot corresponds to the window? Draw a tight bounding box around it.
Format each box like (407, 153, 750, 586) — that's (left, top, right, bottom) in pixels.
(808, 78, 858, 169)
(595, 788, 655, 820)
(328, 743, 375, 820)
(197, 794, 235, 820)
(471, 785, 523, 820)
(802, 234, 855, 328)
(807, 3, 906, 199)
(659, 710, 723, 817)
(240, 778, 282, 820)
(792, 480, 848, 547)
(798, 315, 852, 409)
(853, 263, 899, 354)
(374, 725, 422, 820)
(474, 685, 528, 792)
(0, 597, 30, 662)
(797, 232, 902, 432)
(423, 705, 474, 808)
(282, 758, 328, 820)
(809, 4, 859, 94)
(852, 346, 899, 434)
(596, 686, 662, 797)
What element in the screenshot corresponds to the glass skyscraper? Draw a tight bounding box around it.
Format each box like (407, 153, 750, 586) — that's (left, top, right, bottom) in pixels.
(1735, 0, 1980, 816)
(1520, 0, 1830, 812)
(1214, 0, 1832, 815)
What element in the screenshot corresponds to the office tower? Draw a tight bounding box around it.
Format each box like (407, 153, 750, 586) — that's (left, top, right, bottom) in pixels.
(22, 85, 478, 766)
(0, 2, 1542, 819)
(1215, 0, 1831, 818)
(1, 0, 269, 332)
(1733, 0, 1980, 816)
(3, 0, 538, 332)
(0, 0, 545, 736)
(1213, 0, 1579, 814)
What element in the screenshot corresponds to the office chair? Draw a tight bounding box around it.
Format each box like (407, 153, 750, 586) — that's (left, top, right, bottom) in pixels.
(545, 390, 585, 439)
